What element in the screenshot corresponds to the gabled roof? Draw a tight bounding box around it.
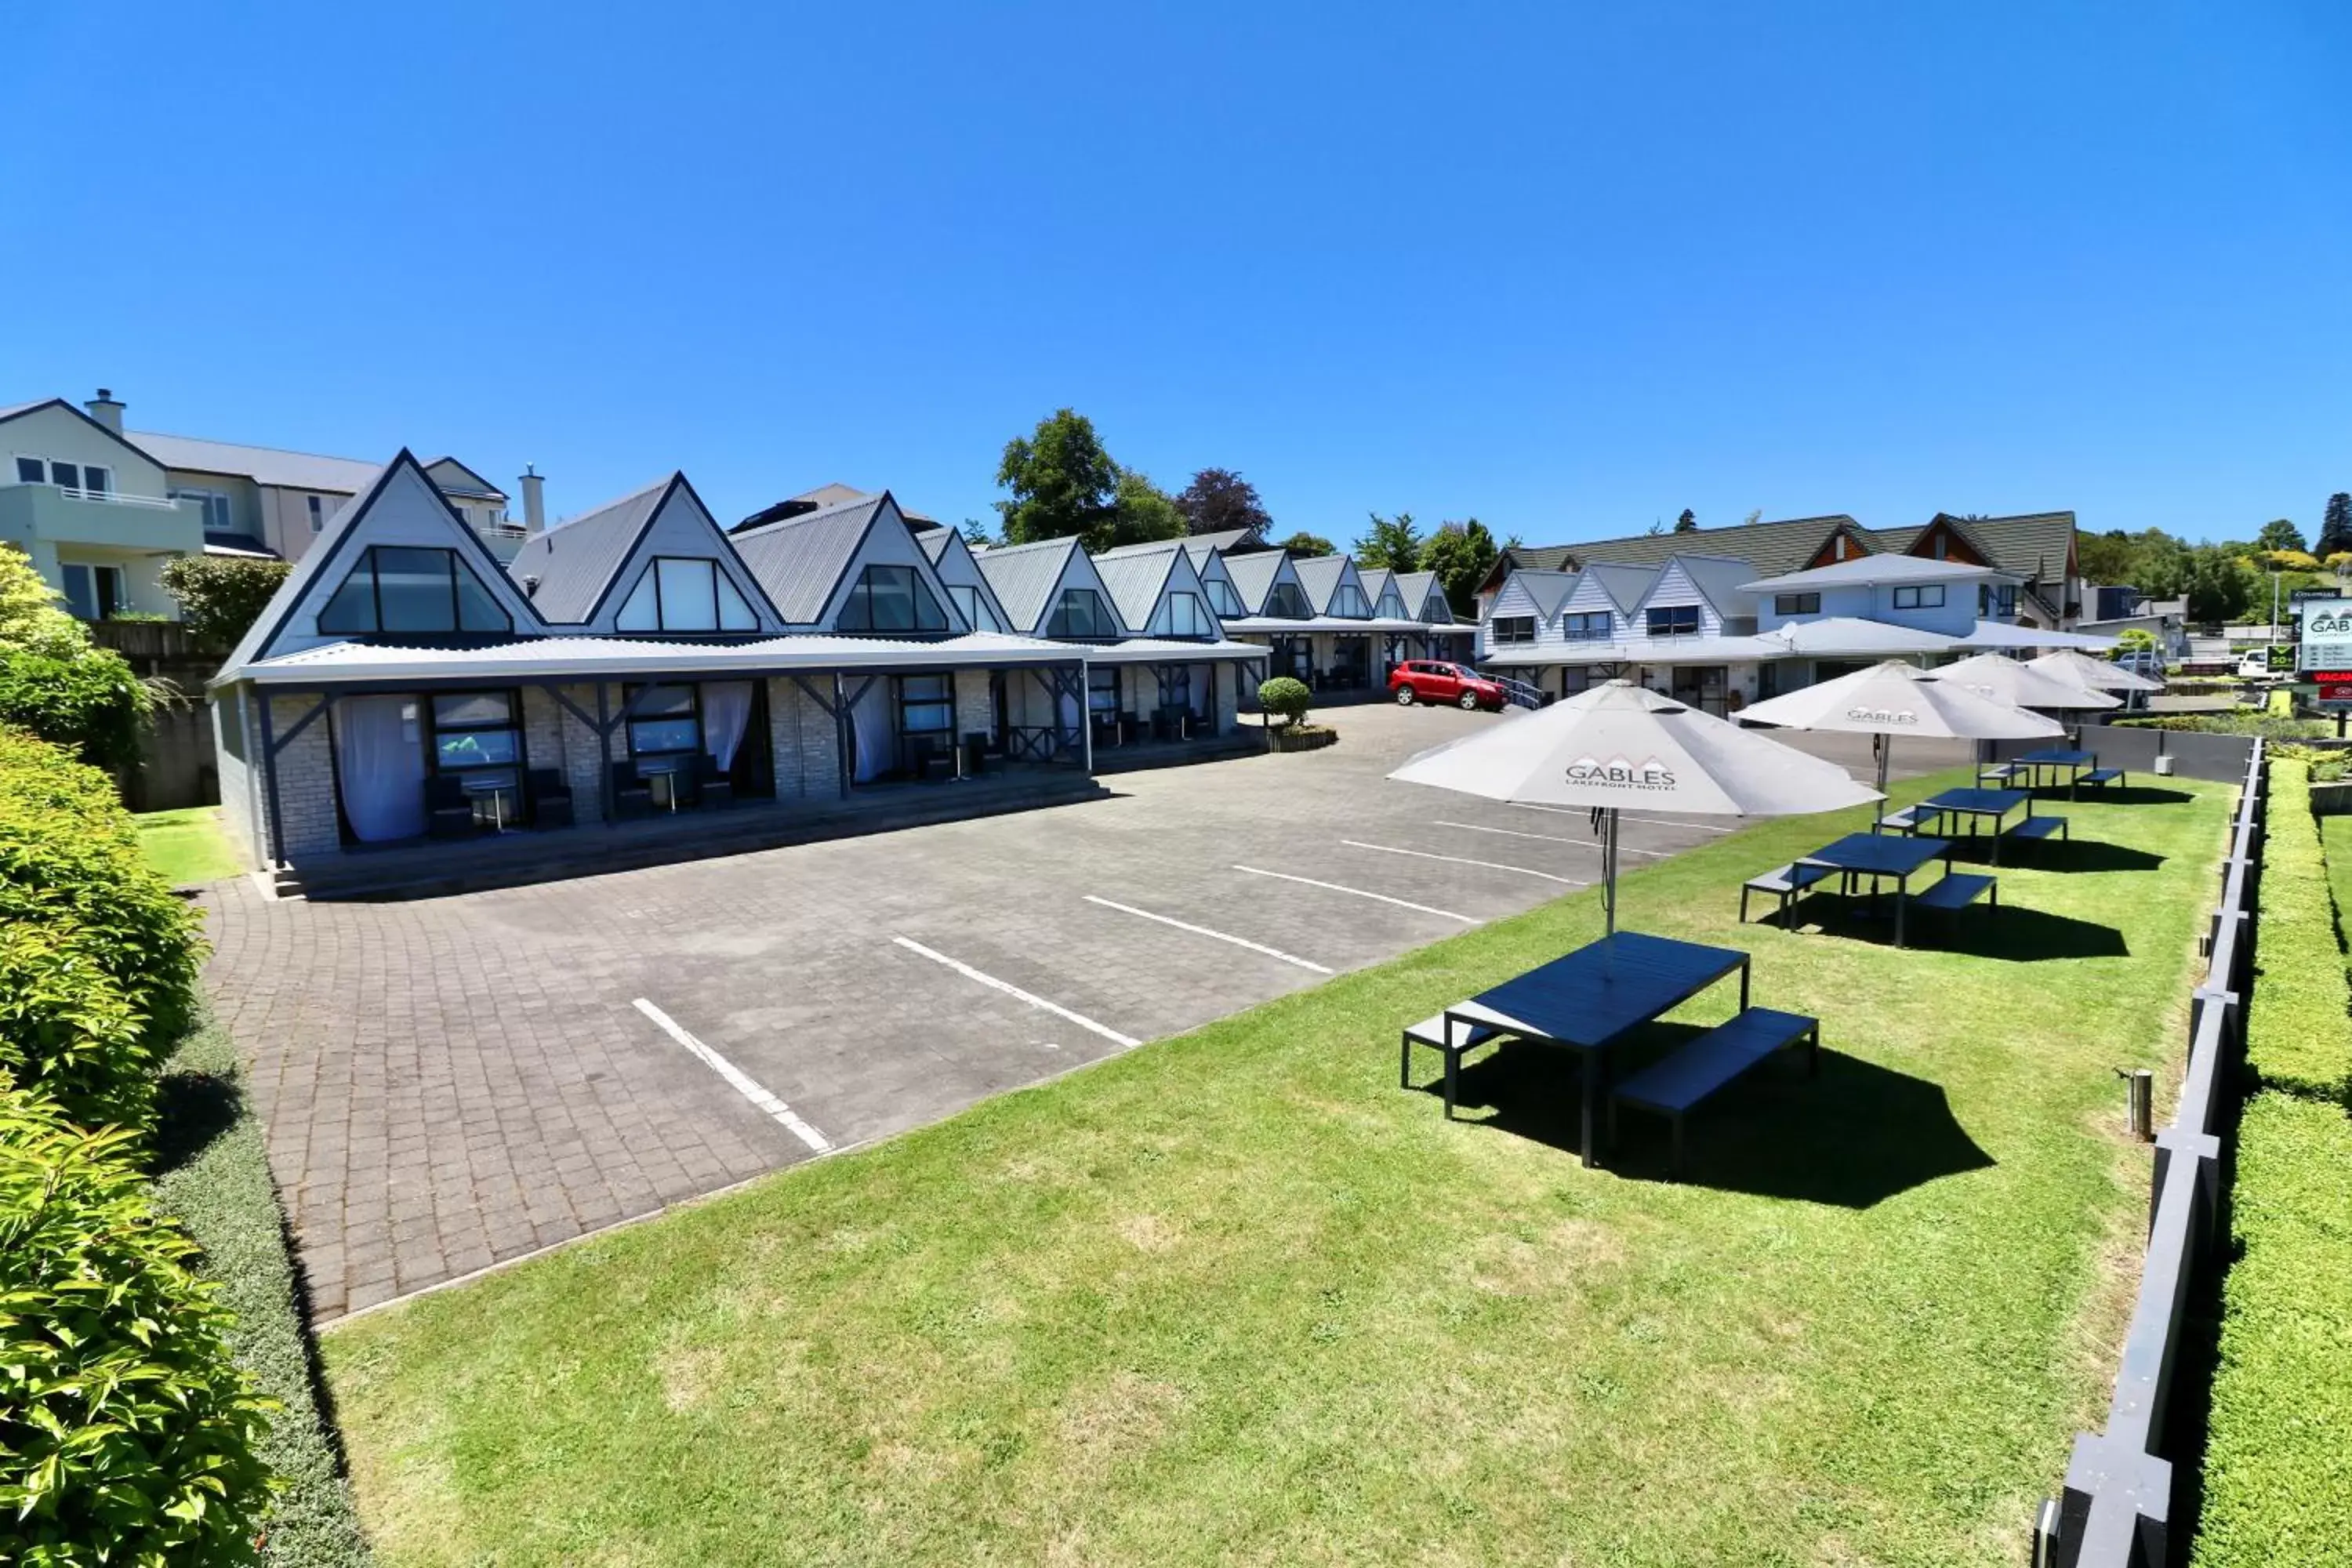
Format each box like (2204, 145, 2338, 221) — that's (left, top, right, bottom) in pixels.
(1359, 567, 1403, 612)
(1092, 549, 1181, 631)
(0, 397, 166, 470)
(731, 493, 893, 623)
(1576, 561, 1660, 613)
(126, 429, 387, 493)
(1742, 553, 2010, 593)
(1392, 570, 1454, 622)
(974, 535, 1125, 633)
(1221, 550, 1301, 616)
(1291, 555, 1365, 616)
(915, 527, 1017, 631)
(507, 477, 670, 622)
(1096, 527, 1257, 560)
(1498, 568, 1580, 621)
(1640, 554, 1760, 619)
(422, 456, 506, 499)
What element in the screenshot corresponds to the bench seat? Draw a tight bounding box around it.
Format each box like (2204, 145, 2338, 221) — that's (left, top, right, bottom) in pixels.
(1978, 761, 2027, 786)
(2005, 815, 2069, 844)
(1875, 804, 1936, 836)
(2078, 767, 2125, 792)
(1401, 1011, 1507, 1120)
(1610, 1007, 1820, 1172)
(1740, 862, 1833, 927)
(1912, 870, 1997, 913)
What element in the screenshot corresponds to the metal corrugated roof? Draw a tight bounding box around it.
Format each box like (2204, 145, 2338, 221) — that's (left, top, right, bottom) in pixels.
(1503, 568, 1581, 620)
(731, 495, 887, 623)
(1291, 555, 1355, 615)
(1577, 562, 1661, 613)
(1662, 555, 1766, 618)
(1094, 527, 1256, 560)
(505, 477, 670, 623)
(1221, 551, 1287, 615)
(224, 630, 1084, 687)
(1392, 570, 1455, 622)
(1092, 550, 1178, 631)
(974, 537, 1082, 631)
(126, 429, 388, 493)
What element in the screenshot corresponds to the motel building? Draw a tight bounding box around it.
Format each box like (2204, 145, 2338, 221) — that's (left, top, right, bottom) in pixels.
(209, 452, 1264, 897)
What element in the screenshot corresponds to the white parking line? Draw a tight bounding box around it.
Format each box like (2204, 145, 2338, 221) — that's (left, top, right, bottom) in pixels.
(891, 936, 1142, 1048)
(1512, 803, 1736, 833)
(1339, 839, 1586, 885)
(1083, 895, 1333, 974)
(1432, 819, 1673, 858)
(1231, 865, 1480, 924)
(632, 998, 831, 1153)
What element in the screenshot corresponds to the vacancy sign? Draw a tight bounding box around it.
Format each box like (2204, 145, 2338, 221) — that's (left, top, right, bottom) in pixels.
(2297, 599, 2352, 673)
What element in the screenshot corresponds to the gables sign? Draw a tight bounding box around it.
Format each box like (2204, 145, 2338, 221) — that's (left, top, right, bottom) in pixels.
(2297, 598, 2352, 674)
(1564, 755, 1678, 791)
(1844, 706, 1918, 726)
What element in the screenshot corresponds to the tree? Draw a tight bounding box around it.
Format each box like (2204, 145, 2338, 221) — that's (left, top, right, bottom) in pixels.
(1354, 512, 1425, 572)
(1105, 470, 1187, 550)
(1276, 530, 1337, 557)
(2256, 517, 2307, 554)
(994, 408, 1120, 546)
(2114, 627, 2158, 655)
(960, 519, 991, 546)
(2320, 492, 2352, 558)
(1674, 508, 1697, 533)
(1743, 509, 1762, 527)
(0, 546, 89, 659)
(2183, 543, 2256, 624)
(158, 556, 290, 650)
(1174, 468, 1272, 542)
(1419, 519, 1499, 618)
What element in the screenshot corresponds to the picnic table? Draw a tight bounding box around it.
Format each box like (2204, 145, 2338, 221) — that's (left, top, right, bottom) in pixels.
(2014, 747, 2096, 792)
(1918, 786, 2033, 863)
(1797, 832, 1956, 949)
(1443, 931, 1750, 1168)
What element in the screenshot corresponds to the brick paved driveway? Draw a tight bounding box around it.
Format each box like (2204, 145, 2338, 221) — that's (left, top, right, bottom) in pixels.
(201, 702, 1964, 1319)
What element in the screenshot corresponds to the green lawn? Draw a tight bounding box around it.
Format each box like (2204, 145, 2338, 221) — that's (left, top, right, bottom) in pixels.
(134, 805, 241, 887)
(321, 771, 2229, 1567)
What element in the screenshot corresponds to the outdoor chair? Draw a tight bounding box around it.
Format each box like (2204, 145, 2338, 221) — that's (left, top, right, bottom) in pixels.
(963, 732, 991, 778)
(527, 767, 574, 829)
(608, 760, 653, 820)
(695, 754, 735, 809)
(425, 775, 475, 839)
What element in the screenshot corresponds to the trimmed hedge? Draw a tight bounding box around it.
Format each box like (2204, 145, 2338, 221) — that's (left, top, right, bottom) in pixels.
(0, 728, 204, 1130)
(152, 1028, 372, 1567)
(0, 1079, 277, 1566)
(2239, 763, 2352, 1102)
(1257, 676, 1311, 727)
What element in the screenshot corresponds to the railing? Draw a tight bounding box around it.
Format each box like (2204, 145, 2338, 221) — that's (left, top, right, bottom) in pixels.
(2032, 739, 2265, 1567)
(6, 480, 190, 510)
(1478, 670, 1548, 710)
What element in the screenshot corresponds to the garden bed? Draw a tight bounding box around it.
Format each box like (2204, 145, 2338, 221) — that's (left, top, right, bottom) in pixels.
(1268, 723, 1338, 753)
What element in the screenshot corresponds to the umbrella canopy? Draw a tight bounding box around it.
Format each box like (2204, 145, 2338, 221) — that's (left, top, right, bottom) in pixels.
(2028, 648, 2164, 695)
(1737, 659, 2064, 742)
(1936, 652, 2122, 711)
(1388, 681, 1879, 932)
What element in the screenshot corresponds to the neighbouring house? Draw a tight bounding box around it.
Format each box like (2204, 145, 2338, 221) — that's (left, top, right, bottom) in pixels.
(1, 388, 522, 622)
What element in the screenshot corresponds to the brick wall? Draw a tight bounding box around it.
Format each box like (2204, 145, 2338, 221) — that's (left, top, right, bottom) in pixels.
(531, 684, 611, 824)
(1215, 662, 1239, 734)
(954, 670, 994, 741)
(269, 693, 341, 861)
(768, 677, 841, 800)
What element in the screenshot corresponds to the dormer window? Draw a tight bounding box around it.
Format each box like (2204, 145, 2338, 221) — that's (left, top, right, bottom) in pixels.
(1167, 591, 1210, 637)
(1375, 590, 1407, 619)
(616, 557, 760, 632)
(1263, 582, 1312, 619)
(1206, 578, 1244, 617)
(838, 564, 948, 632)
(1330, 584, 1370, 617)
(318, 546, 511, 634)
(1045, 587, 1114, 637)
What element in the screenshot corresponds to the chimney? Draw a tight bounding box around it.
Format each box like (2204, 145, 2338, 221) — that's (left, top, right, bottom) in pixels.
(520, 465, 546, 535)
(85, 388, 124, 434)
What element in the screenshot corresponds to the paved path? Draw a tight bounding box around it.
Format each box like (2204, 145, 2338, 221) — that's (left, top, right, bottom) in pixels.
(201, 702, 1964, 1319)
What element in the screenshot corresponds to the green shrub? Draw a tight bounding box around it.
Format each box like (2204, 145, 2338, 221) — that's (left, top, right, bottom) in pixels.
(2112, 712, 2335, 739)
(1257, 676, 1311, 728)
(2189, 1093, 2352, 1566)
(160, 557, 292, 653)
(0, 1077, 277, 1566)
(2115, 628, 2158, 653)
(0, 645, 152, 772)
(2242, 762, 2352, 1102)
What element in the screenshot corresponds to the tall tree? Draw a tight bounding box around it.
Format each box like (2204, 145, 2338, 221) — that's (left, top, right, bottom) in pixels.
(2320, 492, 2352, 558)
(1105, 470, 1188, 550)
(2256, 518, 2307, 554)
(1276, 530, 1337, 557)
(994, 408, 1120, 546)
(1354, 512, 1425, 571)
(1420, 519, 1499, 617)
(2183, 544, 2256, 623)
(1174, 468, 1272, 542)
(960, 518, 992, 546)
(1674, 508, 1697, 532)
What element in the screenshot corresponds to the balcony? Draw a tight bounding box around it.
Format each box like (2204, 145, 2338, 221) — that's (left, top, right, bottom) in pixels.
(0, 481, 207, 554)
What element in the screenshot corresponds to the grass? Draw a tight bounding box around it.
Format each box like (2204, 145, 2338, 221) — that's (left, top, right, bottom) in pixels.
(152, 1024, 375, 1567)
(135, 805, 241, 887)
(320, 769, 2230, 1567)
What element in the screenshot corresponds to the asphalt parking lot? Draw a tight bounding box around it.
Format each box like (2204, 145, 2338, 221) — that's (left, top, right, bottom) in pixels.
(201, 700, 1968, 1319)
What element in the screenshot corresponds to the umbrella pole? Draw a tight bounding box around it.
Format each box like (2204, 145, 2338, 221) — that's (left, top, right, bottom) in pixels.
(1604, 807, 1618, 937)
(1878, 735, 1891, 817)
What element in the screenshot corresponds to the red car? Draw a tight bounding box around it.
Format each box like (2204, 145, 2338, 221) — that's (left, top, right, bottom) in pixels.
(1389, 659, 1506, 711)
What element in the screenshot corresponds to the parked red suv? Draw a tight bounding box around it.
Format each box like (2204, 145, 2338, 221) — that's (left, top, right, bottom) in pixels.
(1388, 659, 1506, 712)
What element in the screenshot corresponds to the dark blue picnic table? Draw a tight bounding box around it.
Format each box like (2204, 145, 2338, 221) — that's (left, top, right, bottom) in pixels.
(1444, 931, 1750, 1168)
(1919, 786, 2033, 863)
(1798, 832, 1955, 949)
(2014, 747, 2096, 790)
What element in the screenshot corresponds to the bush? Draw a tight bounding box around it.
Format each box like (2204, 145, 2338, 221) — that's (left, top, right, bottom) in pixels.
(0, 1078, 277, 1566)
(0, 729, 204, 1130)
(161, 557, 292, 652)
(0, 645, 152, 772)
(2241, 762, 2352, 1102)
(1257, 676, 1311, 728)
(2115, 628, 2158, 654)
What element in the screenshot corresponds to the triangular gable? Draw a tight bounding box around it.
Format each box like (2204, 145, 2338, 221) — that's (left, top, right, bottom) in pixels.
(1223, 550, 1310, 617)
(423, 456, 506, 499)
(1502, 568, 1580, 622)
(1018, 540, 1129, 637)
(808, 492, 970, 634)
(1294, 555, 1372, 618)
(1907, 514, 1991, 568)
(576, 474, 787, 635)
(1189, 546, 1247, 618)
(1393, 570, 1455, 624)
(221, 448, 547, 669)
(1803, 521, 1876, 569)
(1140, 546, 1222, 637)
(1363, 568, 1409, 620)
(1635, 555, 1753, 619)
(919, 528, 1015, 633)
(0, 397, 171, 479)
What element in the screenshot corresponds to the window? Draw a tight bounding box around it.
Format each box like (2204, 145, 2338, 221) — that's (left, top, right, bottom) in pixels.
(61, 563, 125, 620)
(318, 546, 512, 634)
(1330, 584, 1370, 617)
(616, 556, 760, 633)
(946, 584, 998, 631)
(11, 458, 37, 484)
(1978, 583, 2018, 618)
(13, 457, 111, 495)
(1646, 604, 1702, 637)
(308, 495, 326, 533)
(624, 684, 700, 758)
(1087, 665, 1120, 717)
(1375, 589, 1407, 619)
(1263, 581, 1312, 619)
(1166, 591, 1209, 637)
(898, 673, 953, 737)
(837, 563, 948, 633)
(1491, 615, 1536, 643)
(1893, 584, 1946, 610)
(1046, 587, 1115, 637)
(170, 487, 234, 532)
(429, 691, 521, 781)
(1563, 612, 1610, 641)
(1205, 577, 1244, 617)
(1773, 593, 1820, 615)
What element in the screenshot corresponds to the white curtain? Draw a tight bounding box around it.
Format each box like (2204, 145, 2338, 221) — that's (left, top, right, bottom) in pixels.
(1056, 681, 1080, 741)
(851, 677, 894, 783)
(334, 695, 427, 842)
(701, 681, 753, 769)
(1189, 663, 1210, 717)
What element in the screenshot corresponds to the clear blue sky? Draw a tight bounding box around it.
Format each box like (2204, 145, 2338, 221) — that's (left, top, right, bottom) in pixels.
(5, 2, 2347, 546)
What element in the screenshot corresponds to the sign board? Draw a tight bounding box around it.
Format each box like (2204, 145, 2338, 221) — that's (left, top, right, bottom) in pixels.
(2310, 670, 2352, 705)
(2296, 598, 2352, 674)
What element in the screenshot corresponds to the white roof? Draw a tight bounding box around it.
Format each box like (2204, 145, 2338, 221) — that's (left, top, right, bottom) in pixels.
(1479, 634, 1786, 668)
(1743, 554, 2013, 592)
(1956, 619, 2118, 652)
(221, 631, 1086, 688)
(1221, 615, 1435, 635)
(1086, 638, 1269, 665)
(1754, 618, 1961, 657)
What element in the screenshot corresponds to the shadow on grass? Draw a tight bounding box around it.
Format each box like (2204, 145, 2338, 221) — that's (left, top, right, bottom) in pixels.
(2031, 839, 2169, 874)
(2041, 785, 2198, 808)
(151, 1063, 244, 1178)
(1437, 1033, 1994, 1207)
(1791, 891, 2129, 960)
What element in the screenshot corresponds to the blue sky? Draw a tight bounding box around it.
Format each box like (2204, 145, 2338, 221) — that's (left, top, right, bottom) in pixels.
(5, 2, 2347, 546)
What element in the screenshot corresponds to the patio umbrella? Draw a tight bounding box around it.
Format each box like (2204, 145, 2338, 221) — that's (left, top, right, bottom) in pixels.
(1388, 680, 1880, 935)
(1935, 652, 2123, 726)
(2027, 648, 2165, 695)
(1737, 659, 2063, 814)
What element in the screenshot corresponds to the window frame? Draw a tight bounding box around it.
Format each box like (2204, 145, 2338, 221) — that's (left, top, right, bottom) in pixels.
(1773, 592, 1820, 616)
(622, 682, 703, 766)
(615, 554, 761, 633)
(307, 495, 327, 533)
(1046, 586, 1115, 639)
(1165, 590, 1208, 638)
(1892, 584, 1947, 611)
(1205, 577, 1244, 617)
(316, 545, 514, 637)
(1330, 584, 1370, 618)
(896, 672, 955, 739)
(1562, 611, 1611, 641)
(1977, 583, 2018, 618)
(1490, 615, 1536, 644)
(1087, 663, 1120, 717)
(837, 562, 949, 634)
(1645, 604, 1702, 638)
(426, 689, 524, 789)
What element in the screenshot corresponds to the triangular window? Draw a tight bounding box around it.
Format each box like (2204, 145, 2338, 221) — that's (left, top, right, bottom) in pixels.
(838, 564, 949, 633)
(318, 546, 511, 634)
(614, 557, 760, 633)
